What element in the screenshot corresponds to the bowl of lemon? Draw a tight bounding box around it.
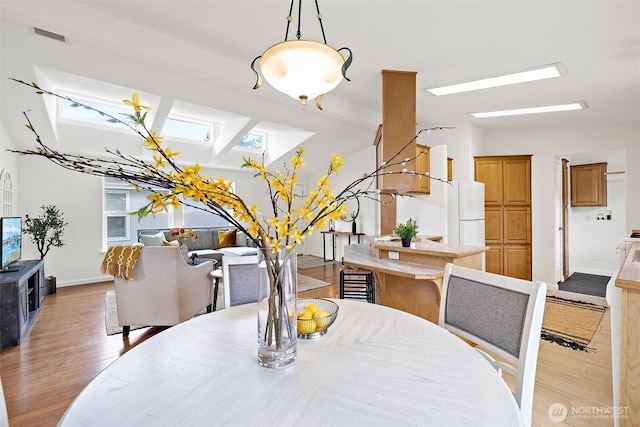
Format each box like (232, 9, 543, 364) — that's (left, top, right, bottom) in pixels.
(296, 298, 339, 339)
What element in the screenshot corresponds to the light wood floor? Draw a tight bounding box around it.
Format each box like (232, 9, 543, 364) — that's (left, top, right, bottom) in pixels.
(0, 263, 614, 426)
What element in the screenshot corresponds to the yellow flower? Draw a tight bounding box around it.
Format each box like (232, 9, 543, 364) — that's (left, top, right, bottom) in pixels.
(122, 92, 151, 115)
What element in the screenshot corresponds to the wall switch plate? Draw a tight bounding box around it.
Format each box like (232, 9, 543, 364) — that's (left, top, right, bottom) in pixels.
(388, 251, 400, 260)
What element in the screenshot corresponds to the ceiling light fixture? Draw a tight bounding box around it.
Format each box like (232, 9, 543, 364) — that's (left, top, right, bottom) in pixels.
(470, 102, 587, 118)
(426, 63, 566, 96)
(251, 0, 352, 110)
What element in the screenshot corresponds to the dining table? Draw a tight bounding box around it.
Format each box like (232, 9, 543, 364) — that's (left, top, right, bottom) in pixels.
(59, 299, 524, 426)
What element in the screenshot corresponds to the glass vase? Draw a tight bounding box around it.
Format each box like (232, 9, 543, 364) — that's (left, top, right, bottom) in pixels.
(257, 247, 297, 368)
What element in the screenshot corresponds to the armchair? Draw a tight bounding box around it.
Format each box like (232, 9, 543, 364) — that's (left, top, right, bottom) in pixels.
(112, 246, 214, 337)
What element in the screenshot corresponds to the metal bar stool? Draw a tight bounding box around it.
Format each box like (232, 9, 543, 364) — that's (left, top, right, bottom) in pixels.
(340, 266, 375, 303)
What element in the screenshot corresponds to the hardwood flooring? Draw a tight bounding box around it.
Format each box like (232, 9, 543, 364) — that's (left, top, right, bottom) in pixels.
(0, 263, 614, 426)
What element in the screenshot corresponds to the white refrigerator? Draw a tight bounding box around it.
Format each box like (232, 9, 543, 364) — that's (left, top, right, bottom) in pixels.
(448, 180, 485, 246)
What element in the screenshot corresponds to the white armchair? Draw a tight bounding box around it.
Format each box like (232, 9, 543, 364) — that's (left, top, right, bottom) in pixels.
(113, 246, 214, 337)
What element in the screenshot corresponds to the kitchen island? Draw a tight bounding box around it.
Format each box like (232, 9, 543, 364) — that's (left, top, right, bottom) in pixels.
(342, 238, 488, 323)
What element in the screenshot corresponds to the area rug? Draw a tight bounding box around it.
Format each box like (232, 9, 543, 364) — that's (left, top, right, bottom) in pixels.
(105, 274, 329, 335)
(558, 272, 610, 298)
(541, 295, 608, 352)
(298, 254, 339, 269)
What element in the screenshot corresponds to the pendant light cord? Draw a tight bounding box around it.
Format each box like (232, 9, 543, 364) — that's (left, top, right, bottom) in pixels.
(284, 0, 328, 44)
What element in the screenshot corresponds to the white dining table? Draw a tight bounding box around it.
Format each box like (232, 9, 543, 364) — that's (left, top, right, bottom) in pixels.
(59, 299, 523, 426)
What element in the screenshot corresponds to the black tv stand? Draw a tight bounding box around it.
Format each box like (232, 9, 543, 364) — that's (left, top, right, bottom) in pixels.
(0, 259, 45, 348)
(0, 267, 20, 273)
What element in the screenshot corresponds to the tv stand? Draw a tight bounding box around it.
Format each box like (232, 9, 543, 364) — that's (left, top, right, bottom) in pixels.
(0, 267, 20, 274)
(0, 259, 45, 348)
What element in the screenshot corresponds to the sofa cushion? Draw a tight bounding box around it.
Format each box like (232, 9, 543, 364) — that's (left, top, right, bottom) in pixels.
(218, 247, 259, 257)
(140, 231, 165, 246)
(218, 229, 237, 248)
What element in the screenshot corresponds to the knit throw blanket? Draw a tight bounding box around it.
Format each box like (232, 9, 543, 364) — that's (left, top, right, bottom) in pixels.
(101, 245, 143, 281)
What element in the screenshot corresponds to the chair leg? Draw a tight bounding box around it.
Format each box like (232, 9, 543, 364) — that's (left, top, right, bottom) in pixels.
(212, 278, 220, 311)
(122, 325, 130, 338)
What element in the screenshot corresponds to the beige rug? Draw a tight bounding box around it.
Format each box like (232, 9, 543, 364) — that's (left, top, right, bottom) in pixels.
(105, 274, 329, 335)
(541, 295, 607, 352)
(298, 254, 340, 269)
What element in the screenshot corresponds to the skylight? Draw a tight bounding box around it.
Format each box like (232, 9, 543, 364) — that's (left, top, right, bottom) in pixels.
(234, 132, 266, 152)
(162, 117, 214, 143)
(59, 97, 130, 129)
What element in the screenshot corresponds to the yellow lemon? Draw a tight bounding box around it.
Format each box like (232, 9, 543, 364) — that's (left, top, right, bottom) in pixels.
(297, 309, 313, 319)
(297, 319, 316, 334)
(304, 303, 319, 314)
(313, 310, 331, 329)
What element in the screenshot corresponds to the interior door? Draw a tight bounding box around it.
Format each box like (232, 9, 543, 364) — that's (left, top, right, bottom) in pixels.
(562, 158, 569, 279)
(555, 158, 570, 283)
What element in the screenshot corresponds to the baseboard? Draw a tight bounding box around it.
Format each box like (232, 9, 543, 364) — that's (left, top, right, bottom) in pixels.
(57, 275, 113, 288)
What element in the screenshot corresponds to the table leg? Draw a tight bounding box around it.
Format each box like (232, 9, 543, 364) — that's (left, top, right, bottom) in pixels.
(323, 233, 328, 262)
(332, 235, 336, 261)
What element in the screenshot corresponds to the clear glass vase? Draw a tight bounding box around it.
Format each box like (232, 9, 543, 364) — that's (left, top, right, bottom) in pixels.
(257, 247, 297, 368)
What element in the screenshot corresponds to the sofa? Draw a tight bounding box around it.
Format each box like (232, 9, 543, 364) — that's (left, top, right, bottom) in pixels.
(138, 227, 258, 264)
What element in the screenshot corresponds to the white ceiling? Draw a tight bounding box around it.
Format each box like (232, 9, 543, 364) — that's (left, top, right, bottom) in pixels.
(1, 1, 639, 171)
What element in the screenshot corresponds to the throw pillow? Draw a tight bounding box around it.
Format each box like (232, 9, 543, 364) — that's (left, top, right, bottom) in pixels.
(218, 229, 237, 248)
(162, 240, 180, 247)
(139, 231, 165, 246)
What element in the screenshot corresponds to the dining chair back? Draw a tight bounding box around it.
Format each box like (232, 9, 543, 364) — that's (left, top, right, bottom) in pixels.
(222, 255, 259, 307)
(438, 263, 547, 427)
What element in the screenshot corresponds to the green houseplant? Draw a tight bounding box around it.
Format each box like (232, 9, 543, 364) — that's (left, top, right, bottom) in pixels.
(394, 220, 418, 247)
(23, 204, 68, 294)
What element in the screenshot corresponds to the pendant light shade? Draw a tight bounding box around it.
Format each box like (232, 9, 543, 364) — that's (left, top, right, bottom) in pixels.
(251, 0, 352, 109)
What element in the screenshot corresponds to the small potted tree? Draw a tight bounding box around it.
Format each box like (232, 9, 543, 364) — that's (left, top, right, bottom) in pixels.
(394, 220, 419, 247)
(23, 205, 68, 294)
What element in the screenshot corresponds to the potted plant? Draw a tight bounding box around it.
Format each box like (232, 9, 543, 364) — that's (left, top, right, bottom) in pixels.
(23, 204, 68, 294)
(394, 220, 418, 247)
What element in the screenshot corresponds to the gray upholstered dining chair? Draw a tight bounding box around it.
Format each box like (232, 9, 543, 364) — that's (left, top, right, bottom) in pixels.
(438, 263, 547, 427)
(222, 255, 259, 307)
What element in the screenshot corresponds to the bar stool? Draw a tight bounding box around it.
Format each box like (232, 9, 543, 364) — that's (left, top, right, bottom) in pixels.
(340, 266, 375, 303)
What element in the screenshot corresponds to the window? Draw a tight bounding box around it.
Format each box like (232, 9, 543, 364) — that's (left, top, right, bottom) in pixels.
(162, 117, 215, 144)
(234, 132, 266, 152)
(1, 170, 13, 216)
(104, 190, 130, 241)
(60, 97, 131, 130)
(103, 179, 172, 247)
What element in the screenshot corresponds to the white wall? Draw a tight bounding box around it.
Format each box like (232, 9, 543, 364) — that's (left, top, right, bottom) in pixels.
(483, 123, 640, 286)
(18, 155, 104, 284)
(0, 124, 19, 214)
(567, 150, 626, 276)
(303, 146, 378, 260)
(396, 145, 449, 238)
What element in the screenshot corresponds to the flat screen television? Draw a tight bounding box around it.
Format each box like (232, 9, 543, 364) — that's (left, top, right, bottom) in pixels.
(1, 216, 22, 273)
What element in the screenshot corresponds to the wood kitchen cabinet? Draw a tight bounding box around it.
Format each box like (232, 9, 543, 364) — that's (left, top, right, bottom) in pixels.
(570, 162, 607, 207)
(412, 144, 430, 194)
(475, 155, 532, 280)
